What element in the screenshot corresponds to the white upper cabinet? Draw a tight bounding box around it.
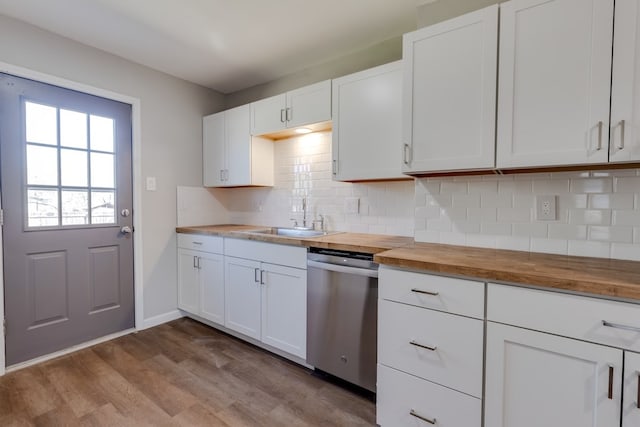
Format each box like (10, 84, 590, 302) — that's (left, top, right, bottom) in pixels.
(402, 5, 498, 174)
(203, 104, 273, 188)
(497, 0, 614, 168)
(610, 0, 640, 163)
(250, 80, 331, 136)
(332, 61, 405, 181)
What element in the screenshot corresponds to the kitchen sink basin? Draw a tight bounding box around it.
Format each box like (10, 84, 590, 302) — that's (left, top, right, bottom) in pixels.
(249, 227, 331, 238)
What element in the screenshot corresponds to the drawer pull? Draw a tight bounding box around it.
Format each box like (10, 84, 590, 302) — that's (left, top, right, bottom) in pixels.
(602, 320, 640, 333)
(411, 288, 439, 296)
(192, 241, 203, 245)
(410, 340, 437, 352)
(409, 409, 436, 424)
(608, 365, 614, 400)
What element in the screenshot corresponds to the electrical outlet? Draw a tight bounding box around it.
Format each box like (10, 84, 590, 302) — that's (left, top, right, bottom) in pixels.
(345, 197, 360, 214)
(536, 195, 557, 221)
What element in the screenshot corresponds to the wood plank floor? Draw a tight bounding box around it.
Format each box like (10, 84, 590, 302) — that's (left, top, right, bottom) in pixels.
(0, 318, 375, 426)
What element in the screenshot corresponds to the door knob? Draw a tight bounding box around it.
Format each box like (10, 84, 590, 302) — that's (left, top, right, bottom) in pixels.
(120, 226, 133, 234)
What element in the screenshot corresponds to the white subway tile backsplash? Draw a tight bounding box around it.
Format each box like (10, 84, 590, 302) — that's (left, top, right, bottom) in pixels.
(497, 207, 532, 223)
(613, 210, 640, 226)
(548, 224, 588, 240)
(570, 178, 613, 194)
(568, 240, 611, 258)
(439, 232, 467, 245)
(532, 179, 570, 194)
(468, 207, 498, 222)
(513, 223, 548, 238)
(530, 238, 568, 254)
(615, 176, 640, 193)
(442, 207, 468, 221)
(452, 193, 481, 208)
(568, 209, 612, 225)
(440, 181, 468, 194)
(590, 193, 635, 210)
(452, 221, 481, 234)
(481, 222, 512, 236)
(498, 180, 533, 194)
(611, 243, 640, 261)
(588, 226, 633, 243)
(468, 180, 499, 193)
(496, 236, 531, 252)
(415, 229, 439, 243)
(480, 193, 512, 209)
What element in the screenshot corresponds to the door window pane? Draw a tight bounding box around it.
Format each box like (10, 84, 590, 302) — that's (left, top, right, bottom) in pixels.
(25, 102, 57, 146)
(91, 191, 115, 224)
(91, 152, 115, 188)
(90, 115, 114, 152)
(61, 149, 87, 187)
(27, 145, 58, 186)
(61, 191, 89, 225)
(60, 109, 87, 149)
(27, 189, 59, 227)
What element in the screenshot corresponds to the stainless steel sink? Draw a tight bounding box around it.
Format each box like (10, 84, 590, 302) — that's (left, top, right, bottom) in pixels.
(249, 227, 331, 238)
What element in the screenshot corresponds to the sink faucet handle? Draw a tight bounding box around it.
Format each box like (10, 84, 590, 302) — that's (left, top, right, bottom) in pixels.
(290, 218, 298, 227)
(312, 214, 325, 231)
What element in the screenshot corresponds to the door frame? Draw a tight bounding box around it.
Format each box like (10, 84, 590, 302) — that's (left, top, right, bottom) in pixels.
(0, 61, 144, 375)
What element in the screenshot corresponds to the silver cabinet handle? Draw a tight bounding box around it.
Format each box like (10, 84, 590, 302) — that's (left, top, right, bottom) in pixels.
(332, 159, 338, 175)
(411, 288, 439, 296)
(280, 108, 286, 123)
(403, 143, 411, 165)
(602, 320, 640, 333)
(636, 372, 640, 409)
(260, 269, 265, 285)
(597, 121, 603, 150)
(608, 365, 614, 400)
(220, 169, 224, 181)
(254, 268, 260, 283)
(409, 340, 437, 351)
(619, 119, 626, 150)
(286, 107, 292, 122)
(197, 257, 201, 269)
(193, 256, 198, 269)
(409, 409, 436, 425)
(192, 241, 203, 246)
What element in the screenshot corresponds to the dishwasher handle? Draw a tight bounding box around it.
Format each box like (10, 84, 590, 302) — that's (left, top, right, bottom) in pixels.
(307, 259, 379, 278)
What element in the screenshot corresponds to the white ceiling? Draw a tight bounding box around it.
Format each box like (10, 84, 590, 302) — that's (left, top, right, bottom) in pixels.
(0, 0, 419, 94)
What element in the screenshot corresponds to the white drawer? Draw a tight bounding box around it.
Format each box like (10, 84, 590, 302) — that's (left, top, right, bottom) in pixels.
(379, 266, 485, 319)
(378, 299, 484, 398)
(488, 283, 640, 352)
(377, 364, 481, 427)
(224, 238, 307, 269)
(177, 233, 223, 253)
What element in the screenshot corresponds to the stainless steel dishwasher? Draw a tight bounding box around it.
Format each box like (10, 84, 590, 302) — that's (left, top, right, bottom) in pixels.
(306, 247, 378, 392)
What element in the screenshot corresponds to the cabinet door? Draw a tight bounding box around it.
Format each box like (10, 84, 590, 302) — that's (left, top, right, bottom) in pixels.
(611, 0, 640, 163)
(402, 5, 498, 173)
(623, 351, 640, 427)
(497, 0, 614, 168)
(224, 105, 251, 186)
(202, 112, 225, 187)
(251, 93, 287, 136)
(485, 322, 622, 427)
(260, 263, 306, 358)
(224, 256, 261, 340)
(286, 80, 331, 129)
(177, 249, 200, 314)
(199, 252, 225, 325)
(332, 61, 405, 181)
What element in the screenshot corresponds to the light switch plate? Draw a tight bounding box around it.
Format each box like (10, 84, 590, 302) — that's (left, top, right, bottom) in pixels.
(146, 176, 157, 191)
(536, 195, 557, 221)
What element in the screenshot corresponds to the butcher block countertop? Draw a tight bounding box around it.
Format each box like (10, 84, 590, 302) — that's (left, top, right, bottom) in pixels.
(177, 225, 640, 300)
(175, 225, 413, 254)
(374, 242, 640, 301)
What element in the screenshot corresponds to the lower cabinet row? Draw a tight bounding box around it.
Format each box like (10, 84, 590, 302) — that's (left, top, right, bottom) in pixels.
(177, 234, 306, 360)
(377, 266, 640, 427)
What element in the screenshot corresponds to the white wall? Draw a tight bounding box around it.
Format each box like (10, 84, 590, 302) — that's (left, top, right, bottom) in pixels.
(414, 170, 640, 261)
(0, 14, 225, 324)
(224, 131, 415, 236)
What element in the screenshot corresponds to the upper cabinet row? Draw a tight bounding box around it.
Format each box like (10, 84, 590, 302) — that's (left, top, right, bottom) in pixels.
(403, 0, 640, 175)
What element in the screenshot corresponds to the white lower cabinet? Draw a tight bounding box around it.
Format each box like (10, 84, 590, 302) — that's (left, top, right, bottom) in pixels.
(486, 283, 640, 427)
(377, 364, 481, 427)
(177, 234, 224, 325)
(485, 322, 622, 427)
(224, 239, 307, 359)
(377, 266, 484, 426)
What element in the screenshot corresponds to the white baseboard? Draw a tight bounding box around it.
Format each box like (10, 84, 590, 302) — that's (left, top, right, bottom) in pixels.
(141, 310, 184, 330)
(6, 328, 135, 373)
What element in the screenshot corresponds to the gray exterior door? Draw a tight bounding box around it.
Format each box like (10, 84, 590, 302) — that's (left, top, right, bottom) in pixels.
(0, 73, 135, 366)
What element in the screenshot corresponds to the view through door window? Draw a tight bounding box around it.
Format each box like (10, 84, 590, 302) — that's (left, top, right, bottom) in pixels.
(24, 100, 117, 228)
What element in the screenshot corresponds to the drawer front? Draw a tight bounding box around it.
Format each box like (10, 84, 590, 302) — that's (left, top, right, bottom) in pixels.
(379, 266, 484, 319)
(224, 238, 307, 269)
(488, 283, 640, 352)
(177, 233, 223, 253)
(378, 299, 484, 397)
(377, 364, 481, 427)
